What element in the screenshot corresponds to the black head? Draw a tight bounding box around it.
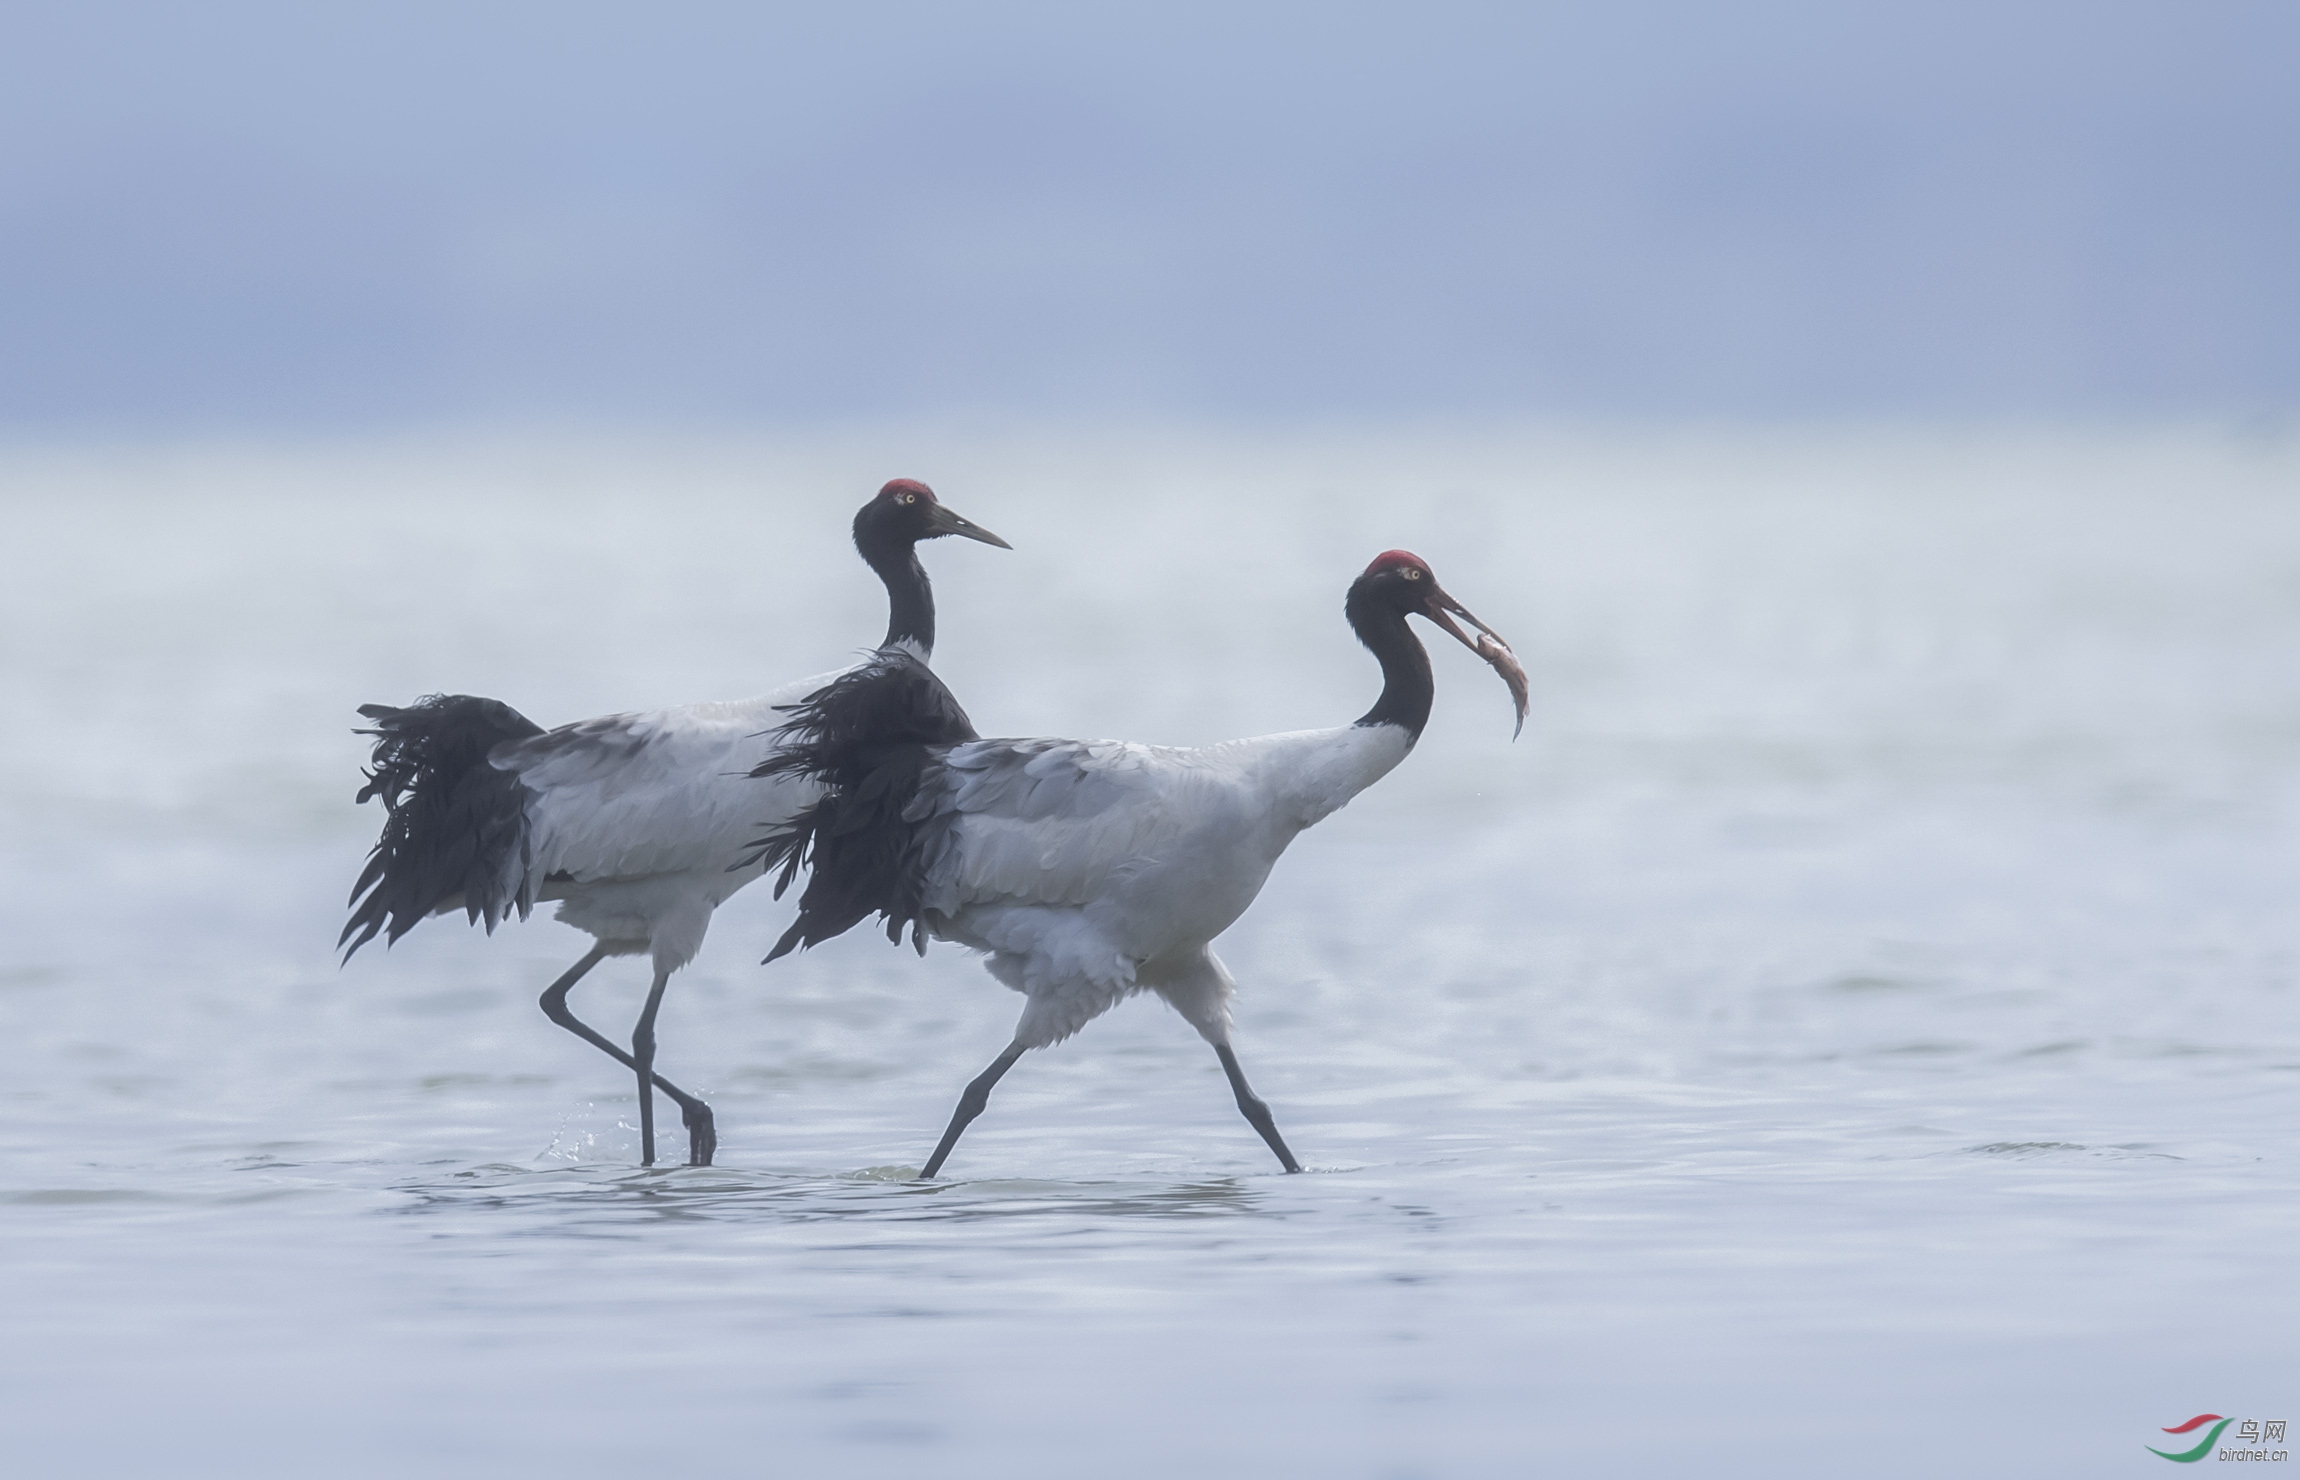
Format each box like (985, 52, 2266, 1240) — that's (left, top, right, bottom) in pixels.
(852, 479, 1011, 559)
(1348, 549, 1530, 737)
(1349, 549, 1444, 614)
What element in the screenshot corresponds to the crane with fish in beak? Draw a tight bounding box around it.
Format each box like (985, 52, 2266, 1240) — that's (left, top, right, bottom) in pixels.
(744, 548, 1528, 1177)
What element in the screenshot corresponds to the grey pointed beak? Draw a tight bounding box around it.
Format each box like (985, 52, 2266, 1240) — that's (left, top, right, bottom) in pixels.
(1422, 587, 1530, 739)
(926, 503, 1012, 549)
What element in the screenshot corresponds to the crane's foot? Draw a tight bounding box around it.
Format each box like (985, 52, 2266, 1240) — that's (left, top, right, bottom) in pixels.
(682, 1102, 717, 1167)
(918, 1042, 1027, 1179)
(1216, 1042, 1302, 1173)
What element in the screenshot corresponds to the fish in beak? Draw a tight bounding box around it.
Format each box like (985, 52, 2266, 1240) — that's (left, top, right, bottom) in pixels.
(1421, 585, 1530, 738)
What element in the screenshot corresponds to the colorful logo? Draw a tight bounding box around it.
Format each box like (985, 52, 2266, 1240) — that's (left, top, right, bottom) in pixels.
(2150, 1415, 2233, 1463)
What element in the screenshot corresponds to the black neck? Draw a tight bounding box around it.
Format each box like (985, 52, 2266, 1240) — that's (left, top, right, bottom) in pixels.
(861, 540, 935, 654)
(1347, 584, 1433, 738)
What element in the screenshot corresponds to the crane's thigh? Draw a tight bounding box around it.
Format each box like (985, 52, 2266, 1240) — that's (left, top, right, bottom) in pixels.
(1011, 981, 1131, 1049)
(1144, 950, 1237, 1046)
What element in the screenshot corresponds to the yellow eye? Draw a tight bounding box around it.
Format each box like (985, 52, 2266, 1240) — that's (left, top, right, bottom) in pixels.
(1402, 567, 1422, 580)
(898, 492, 916, 504)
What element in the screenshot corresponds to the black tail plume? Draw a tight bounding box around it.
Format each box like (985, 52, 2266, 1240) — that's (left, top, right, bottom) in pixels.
(738, 649, 975, 963)
(341, 694, 543, 961)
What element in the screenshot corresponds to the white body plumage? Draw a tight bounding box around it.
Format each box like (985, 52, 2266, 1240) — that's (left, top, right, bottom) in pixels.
(919, 722, 1415, 1047)
(501, 678, 841, 971)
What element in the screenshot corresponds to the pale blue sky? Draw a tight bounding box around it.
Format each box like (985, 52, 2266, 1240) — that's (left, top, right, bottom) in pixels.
(2, 1, 2293, 429)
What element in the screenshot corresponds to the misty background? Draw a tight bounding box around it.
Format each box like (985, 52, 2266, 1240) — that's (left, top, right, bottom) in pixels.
(3, 0, 2296, 434)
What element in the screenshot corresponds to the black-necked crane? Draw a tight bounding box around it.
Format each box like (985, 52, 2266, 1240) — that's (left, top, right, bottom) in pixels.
(744, 549, 1528, 1177)
(339, 480, 1008, 1167)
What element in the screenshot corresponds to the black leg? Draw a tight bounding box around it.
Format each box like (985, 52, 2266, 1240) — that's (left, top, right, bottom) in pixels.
(538, 949, 717, 1167)
(1215, 1043, 1301, 1173)
(630, 968, 672, 1167)
(918, 1043, 1026, 1180)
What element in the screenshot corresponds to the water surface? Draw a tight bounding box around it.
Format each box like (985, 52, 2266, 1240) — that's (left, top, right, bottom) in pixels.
(2, 426, 2295, 1475)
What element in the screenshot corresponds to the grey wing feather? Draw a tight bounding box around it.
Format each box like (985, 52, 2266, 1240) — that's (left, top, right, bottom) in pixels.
(941, 739, 1137, 822)
(922, 738, 1226, 910)
(492, 696, 803, 887)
